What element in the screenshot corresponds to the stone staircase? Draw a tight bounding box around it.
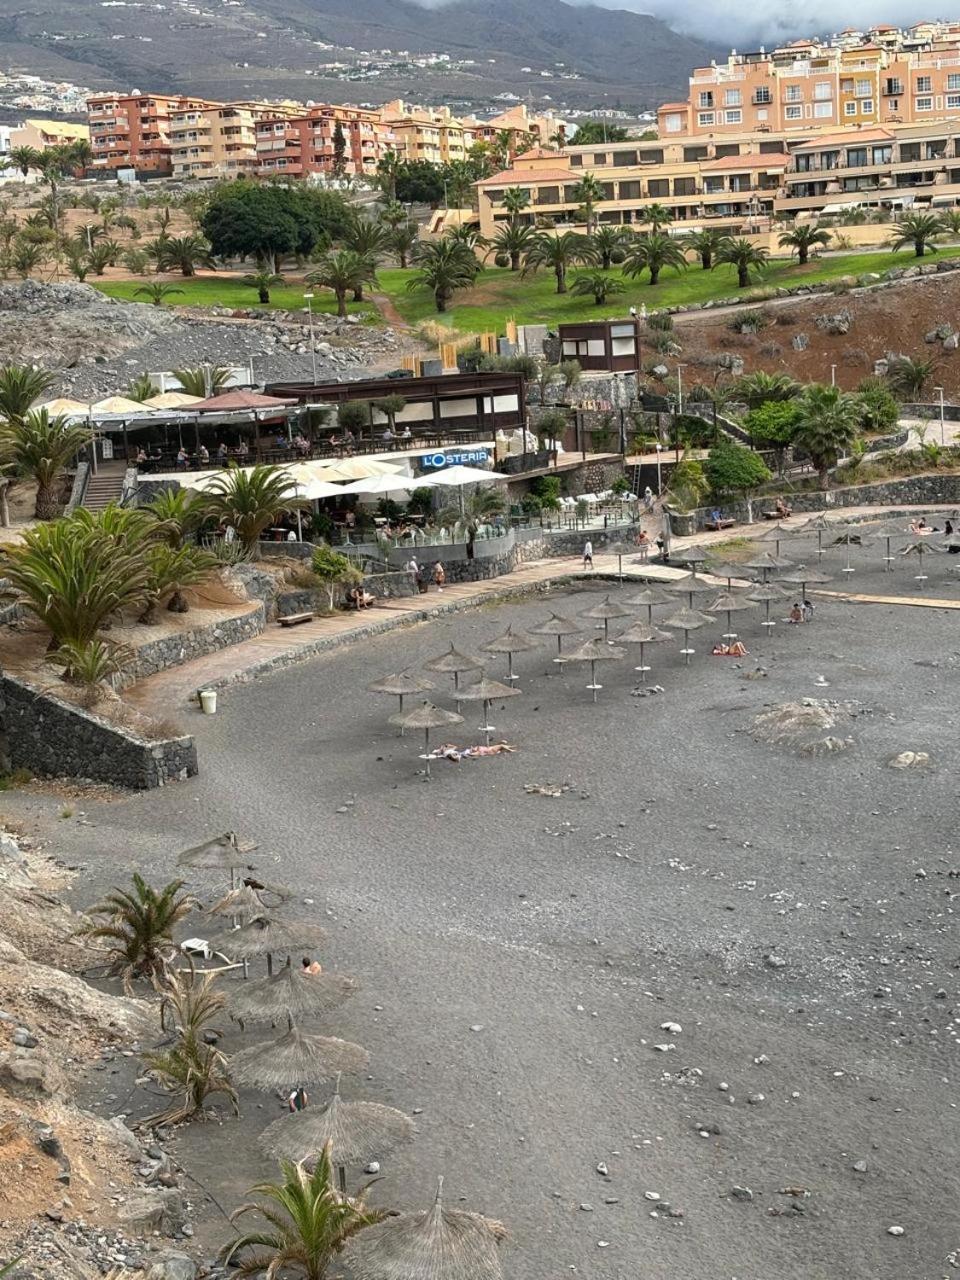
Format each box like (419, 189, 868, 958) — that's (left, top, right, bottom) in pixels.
(81, 463, 126, 511)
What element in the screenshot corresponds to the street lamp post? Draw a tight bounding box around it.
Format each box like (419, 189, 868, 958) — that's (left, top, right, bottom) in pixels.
(830, 363, 837, 387)
(676, 363, 685, 415)
(303, 292, 317, 385)
(655, 442, 663, 495)
(934, 384, 946, 445)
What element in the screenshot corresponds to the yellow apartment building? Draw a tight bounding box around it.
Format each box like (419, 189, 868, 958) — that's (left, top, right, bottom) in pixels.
(10, 119, 89, 152)
(380, 100, 476, 164)
(170, 102, 303, 179)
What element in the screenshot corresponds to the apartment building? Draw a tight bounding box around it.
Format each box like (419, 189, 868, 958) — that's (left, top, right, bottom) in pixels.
(659, 22, 960, 139)
(9, 118, 89, 152)
(465, 103, 567, 151)
(475, 117, 960, 238)
(255, 104, 392, 179)
(380, 100, 475, 164)
(87, 92, 212, 175)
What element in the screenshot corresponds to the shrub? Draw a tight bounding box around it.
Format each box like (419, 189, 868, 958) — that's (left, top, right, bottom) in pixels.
(646, 311, 673, 331)
(704, 440, 772, 497)
(728, 308, 768, 334)
(311, 544, 361, 609)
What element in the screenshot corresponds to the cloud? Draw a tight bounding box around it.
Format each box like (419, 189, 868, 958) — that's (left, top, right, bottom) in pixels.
(592, 0, 932, 46)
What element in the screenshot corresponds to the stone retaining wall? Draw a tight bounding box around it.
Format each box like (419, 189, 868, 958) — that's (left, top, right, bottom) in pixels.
(788, 474, 960, 511)
(120, 605, 266, 686)
(0, 674, 197, 789)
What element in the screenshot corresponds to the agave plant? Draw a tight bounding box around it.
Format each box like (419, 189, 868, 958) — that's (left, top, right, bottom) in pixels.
(220, 1144, 387, 1280)
(50, 637, 133, 703)
(77, 873, 194, 990)
(197, 465, 306, 557)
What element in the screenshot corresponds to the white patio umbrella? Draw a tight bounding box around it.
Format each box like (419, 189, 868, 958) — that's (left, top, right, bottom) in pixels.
(335, 474, 413, 497)
(424, 465, 509, 487)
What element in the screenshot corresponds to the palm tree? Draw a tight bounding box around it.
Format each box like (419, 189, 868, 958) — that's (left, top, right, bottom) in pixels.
(407, 238, 480, 312)
(8, 145, 38, 179)
(885, 353, 938, 399)
(522, 231, 595, 294)
(221, 1146, 387, 1280)
(375, 150, 403, 202)
(939, 208, 960, 238)
(621, 232, 687, 286)
(0, 410, 93, 519)
(571, 172, 605, 233)
(144, 235, 171, 272)
(492, 221, 534, 271)
(444, 224, 486, 252)
(715, 237, 769, 288)
(571, 270, 626, 305)
(792, 383, 862, 489)
(242, 270, 285, 305)
(638, 203, 673, 232)
(63, 243, 89, 280)
(591, 225, 628, 270)
(145, 485, 203, 547)
(686, 228, 730, 270)
(385, 221, 418, 269)
(778, 223, 832, 265)
(445, 160, 476, 210)
(377, 200, 408, 229)
(173, 365, 229, 397)
(439, 487, 505, 558)
(157, 234, 214, 276)
(141, 543, 215, 621)
(341, 214, 388, 300)
(1, 515, 151, 646)
(490, 128, 514, 169)
(307, 250, 377, 319)
(733, 370, 799, 409)
(502, 187, 530, 224)
(135, 282, 184, 306)
(142, 968, 237, 1124)
(127, 372, 158, 402)
(11, 239, 44, 279)
(0, 363, 53, 420)
(197, 465, 307, 557)
(891, 211, 944, 257)
(67, 138, 93, 175)
(77, 874, 194, 990)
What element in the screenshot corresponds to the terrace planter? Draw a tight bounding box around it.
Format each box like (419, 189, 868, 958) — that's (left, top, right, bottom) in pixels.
(668, 512, 697, 537)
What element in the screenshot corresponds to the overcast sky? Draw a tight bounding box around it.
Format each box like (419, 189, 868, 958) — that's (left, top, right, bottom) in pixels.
(601, 1, 933, 45)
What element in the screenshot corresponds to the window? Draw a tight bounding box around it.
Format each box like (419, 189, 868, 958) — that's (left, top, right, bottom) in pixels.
(844, 101, 858, 116)
(724, 88, 741, 106)
(840, 78, 853, 92)
(814, 101, 832, 117)
(948, 94, 960, 109)
(785, 105, 803, 120)
(673, 177, 696, 196)
(888, 99, 899, 112)
(683, 145, 708, 161)
(950, 74, 960, 90)
(618, 180, 641, 199)
(860, 99, 874, 114)
(814, 81, 832, 100)
(698, 91, 714, 108)
(756, 108, 769, 121)
(663, 112, 683, 133)
(916, 75, 932, 92)
(872, 144, 892, 163)
(785, 85, 802, 102)
(855, 78, 872, 97)
(612, 150, 637, 166)
(725, 109, 742, 124)
(759, 140, 784, 153)
(592, 152, 607, 165)
(715, 143, 740, 157)
(846, 147, 868, 167)
(753, 86, 771, 104)
(884, 78, 904, 95)
(569, 154, 583, 166)
(648, 178, 669, 197)
(916, 96, 933, 111)
(698, 112, 715, 126)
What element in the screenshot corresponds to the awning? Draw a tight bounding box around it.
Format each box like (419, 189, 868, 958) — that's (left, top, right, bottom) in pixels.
(931, 194, 958, 206)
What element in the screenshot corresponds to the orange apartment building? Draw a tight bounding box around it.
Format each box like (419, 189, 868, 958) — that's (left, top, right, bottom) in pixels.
(87, 92, 215, 176)
(255, 105, 393, 178)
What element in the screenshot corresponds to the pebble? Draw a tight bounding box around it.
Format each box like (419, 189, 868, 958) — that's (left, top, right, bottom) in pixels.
(731, 1186, 754, 1202)
(469, 1024, 484, 1032)
(765, 954, 787, 969)
(852, 1161, 868, 1173)
(596, 1162, 609, 1177)
(887, 1225, 904, 1236)
(365, 1161, 381, 1174)
(643, 1192, 660, 1202)
(747, 1093, 765, 1105)
(660, 1022, 682, 1034)
(579, 1203, 593, 1212)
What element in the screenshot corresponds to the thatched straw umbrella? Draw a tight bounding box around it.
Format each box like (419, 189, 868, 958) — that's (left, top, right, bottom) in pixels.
(229, 961, 357, 1030)
(208, 884, 275, 926)
(479, 627, 538, 683)
(368, 671, 435, 735)
(230, 1025, 369, 1090)
(259, 1075, 415, 1190)
(579, 595, 632, 643)
(758, 521, 794, 559)
(705, 591, 757, 642)
(831, 522, 869, 576)
(707, 562, 749, 590)
(746, 581, 785, 630)
(672, 544, 711, 572)
(624, 583, 673, 624)
(603, 539, 636, 585)
(346, 1176, 507, 1280)
(745, 549, 793, 582)
(617, 621, 671, 682)
(666, 572, 715, 609)
(424, 646, 484, 709)
(778, 568, 832, 601)
(800, 512, 834, 561)
(900, 538, 940, 589)
(220, 915, 329, 974)
(177, 831, 257, 888)
(563, 637, 625, 702)
(527, 613, 580, 673)
(661, 605, 711, 664)
(872, 521, 907, 572)
(393, 701, 464, 779)
(455, 677, 520, 746)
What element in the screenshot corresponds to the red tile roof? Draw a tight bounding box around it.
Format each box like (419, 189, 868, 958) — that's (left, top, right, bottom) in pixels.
(792, 127, 893, 150)
(700, 152, 790, 170)
(476, 165, 572, 186)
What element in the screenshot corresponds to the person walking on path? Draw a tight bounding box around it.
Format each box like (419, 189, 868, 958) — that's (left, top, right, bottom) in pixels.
(433, 561, 446, 592)
(583, 540, 594, 569)
(644, 486, 655, 513)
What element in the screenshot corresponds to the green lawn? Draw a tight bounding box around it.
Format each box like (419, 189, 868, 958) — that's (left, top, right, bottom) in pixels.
(93, 275, 374, 319)
(378, 245, 960, 334)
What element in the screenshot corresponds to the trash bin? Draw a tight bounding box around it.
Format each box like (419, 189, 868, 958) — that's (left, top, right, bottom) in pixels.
(199, 689, 217, 715)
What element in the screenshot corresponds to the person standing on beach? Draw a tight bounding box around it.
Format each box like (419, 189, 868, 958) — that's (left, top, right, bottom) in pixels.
(583, 540, 594, 569)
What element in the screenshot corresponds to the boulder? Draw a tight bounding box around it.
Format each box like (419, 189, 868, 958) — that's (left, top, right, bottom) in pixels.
(119, 1188, 186, 1236)
(144, 1251, 197, 1280)
(944, 333, 959, 351)
(0, 1049, 61, 1098)
(814, 309, 852, 335)
(792, 333, 809, 352)
(108, 1115, 144, 1162)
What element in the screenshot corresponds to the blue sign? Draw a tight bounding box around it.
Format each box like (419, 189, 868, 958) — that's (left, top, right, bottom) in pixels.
(420, 449, 489, 469)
